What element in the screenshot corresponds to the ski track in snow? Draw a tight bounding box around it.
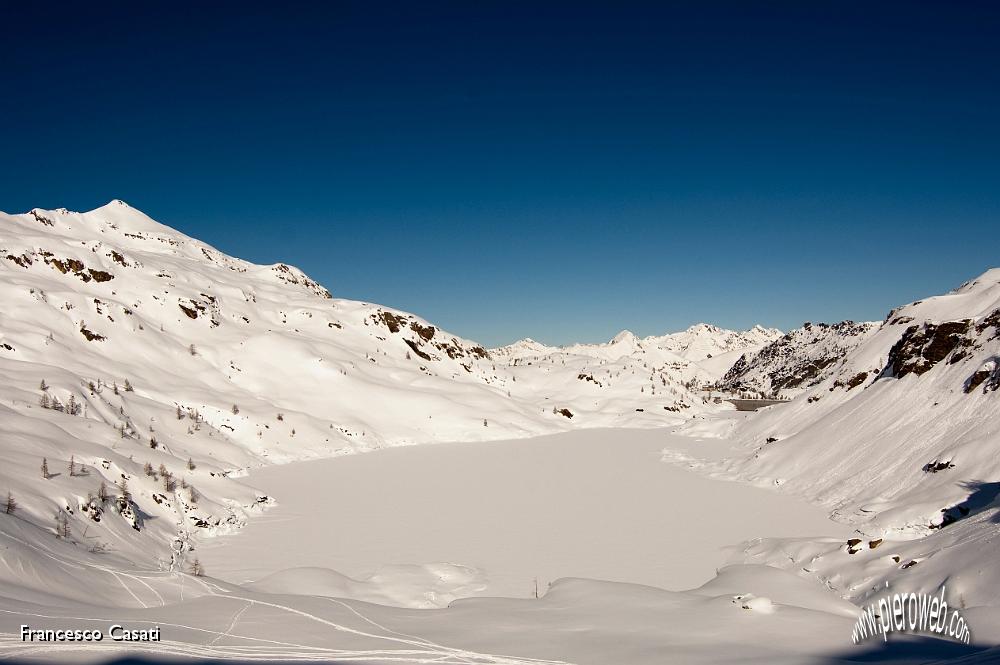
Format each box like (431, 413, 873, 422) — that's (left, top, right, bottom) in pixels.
(0, 530, 167, 609)
(0, 581, 573, 664)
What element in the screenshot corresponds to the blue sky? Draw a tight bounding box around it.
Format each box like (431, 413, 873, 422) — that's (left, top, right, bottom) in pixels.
(2, 2, 998, 346)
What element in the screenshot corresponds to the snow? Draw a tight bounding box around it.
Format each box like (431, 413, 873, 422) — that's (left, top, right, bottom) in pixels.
(196, 428, 849, 606)
(719, 320, 881, 398)
(495, 324, 781, 379)
(700, 268, 1000, 631)
(0, 202, 997, 663)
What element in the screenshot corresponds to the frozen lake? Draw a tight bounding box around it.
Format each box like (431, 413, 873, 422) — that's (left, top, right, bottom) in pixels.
(199, 428, 850, 602)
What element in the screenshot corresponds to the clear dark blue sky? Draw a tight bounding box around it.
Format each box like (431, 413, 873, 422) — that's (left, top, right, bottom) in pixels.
(3, 2, 998, 346)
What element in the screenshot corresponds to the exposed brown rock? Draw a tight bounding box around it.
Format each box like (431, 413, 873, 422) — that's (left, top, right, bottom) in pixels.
(833, 371, 869, 391)
(409, 321, 436, 341)
(376, 310, 406, 333)
(404, 339, 431, 361)
(977, 308, 1000, 339)
(79, 324, 106, 342)
(4, 253, 31, 268)
(88, 269, 114, 282)
(884, 320, 972, 378)
(965, 370, 990, 394)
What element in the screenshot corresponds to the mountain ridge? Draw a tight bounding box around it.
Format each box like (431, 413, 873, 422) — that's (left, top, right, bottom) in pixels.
(4, 200, 998, 628)
(0, 201, 765, 601)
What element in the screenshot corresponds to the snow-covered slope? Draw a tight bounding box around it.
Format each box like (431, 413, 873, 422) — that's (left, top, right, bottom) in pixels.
(716, 268, 1000, 609)
(1, 201, 548, 455)
(0, 201, 762, 604)
(1, 202, 997, 662)
(718, 320, 880, 398)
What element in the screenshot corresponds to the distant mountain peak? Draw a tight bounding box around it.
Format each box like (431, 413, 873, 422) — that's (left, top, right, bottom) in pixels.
(610, 329, 638, 344)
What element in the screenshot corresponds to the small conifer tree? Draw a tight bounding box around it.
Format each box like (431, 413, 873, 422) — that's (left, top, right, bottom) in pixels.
(118, 478, 131, 503)
(55, 511, 70, 539)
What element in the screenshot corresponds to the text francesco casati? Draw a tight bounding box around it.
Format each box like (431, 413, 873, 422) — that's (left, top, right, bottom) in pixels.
(20, 624, 161, 642)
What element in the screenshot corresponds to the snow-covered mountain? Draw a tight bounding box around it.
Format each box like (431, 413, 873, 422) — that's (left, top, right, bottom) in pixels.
(492, 323, 781, 383)
(646, 322, 782, 361)
(716, 268, 1000, 609)
(490, 337, 558, 360)
(2, 201, 998, 661)
(718, 320, 880, 398)
(0, 201, 774, 604)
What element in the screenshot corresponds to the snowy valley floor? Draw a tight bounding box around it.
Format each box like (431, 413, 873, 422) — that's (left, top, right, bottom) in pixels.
(197, 428, 850, 603)
(1, 424, 994, 664)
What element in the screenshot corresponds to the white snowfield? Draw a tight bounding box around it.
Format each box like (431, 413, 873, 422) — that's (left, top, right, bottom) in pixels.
(0, 202, 997, 663)
(713, 269, 1000, 615)
(195, 429, 851, 605)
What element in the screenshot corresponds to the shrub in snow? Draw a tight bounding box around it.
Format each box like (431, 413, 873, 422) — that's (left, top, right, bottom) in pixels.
(54, 511, 71, 539)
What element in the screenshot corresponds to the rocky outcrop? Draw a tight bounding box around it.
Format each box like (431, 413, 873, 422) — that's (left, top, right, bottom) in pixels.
(719, 321, 878, 397)
(882, 320, 973, 379)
